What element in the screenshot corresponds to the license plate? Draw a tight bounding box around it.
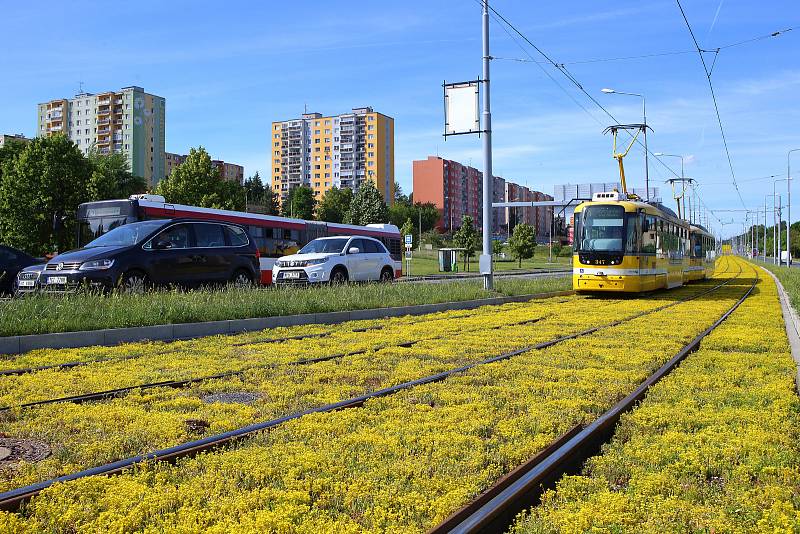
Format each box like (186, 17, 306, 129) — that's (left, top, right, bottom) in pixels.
(18, 280, 35, 287)
(283, 271, 301, 279)
(47, 276, 67, 284)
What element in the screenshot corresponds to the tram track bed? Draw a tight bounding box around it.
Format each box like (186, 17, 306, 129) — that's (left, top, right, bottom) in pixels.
(510, 264, 800, 533)
(0, 259, 762, 531)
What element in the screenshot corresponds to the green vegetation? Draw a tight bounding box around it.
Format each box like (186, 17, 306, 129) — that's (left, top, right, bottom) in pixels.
(155, 147, 244, 211)
(281, 185, 316, 219)
(752, 259, 800, 312)
(405, 246, 570, 276)
(453, 215, 479, 270)
(345, 180, 388, 225)
(316, 187, 353, 224)
(508, 222, 537, 267)
(243, 172, 279, 215)
(0, 276, 569, 337)
(0, 135, 145, 255)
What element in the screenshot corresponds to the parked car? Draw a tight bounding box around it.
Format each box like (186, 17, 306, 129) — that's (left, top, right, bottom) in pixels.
(0, 245, 43, 295)
(37, 218, 259, 293)
(14, 264, 45, 296)
(273, 236, 400, 285)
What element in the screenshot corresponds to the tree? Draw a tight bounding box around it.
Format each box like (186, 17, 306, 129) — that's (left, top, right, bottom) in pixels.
(388, 200, 440, 236)
(317, 187, 353, 223)
(492, 240, 504, 268)
(508, 223, 537, 267)
(243, 171, 266, 200)
(394, 181, 409, 204)
(282, 185, 316, 220)
(87, 151, 146, 201)
(154, 147, 244, 210)
(346, 180, 388, 226)
(0, 135, 92, 255)
(400, 218, 415, 249)
(452, 215, 479, 271)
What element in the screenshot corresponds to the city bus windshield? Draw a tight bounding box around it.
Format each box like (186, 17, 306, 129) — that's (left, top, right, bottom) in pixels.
(84, 220, 165, 248)
(578, 205, 626, 252)
(299, 237, 349, 254)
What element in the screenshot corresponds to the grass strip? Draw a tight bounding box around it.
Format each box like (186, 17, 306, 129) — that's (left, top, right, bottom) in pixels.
(0, 276, 569, 337)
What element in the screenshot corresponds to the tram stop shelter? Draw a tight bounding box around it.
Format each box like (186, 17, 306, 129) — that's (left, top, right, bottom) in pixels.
(438, 248, 466, 272)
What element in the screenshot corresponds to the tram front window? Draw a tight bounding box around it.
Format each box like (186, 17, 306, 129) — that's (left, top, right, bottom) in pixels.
(579, 205, 626, 252)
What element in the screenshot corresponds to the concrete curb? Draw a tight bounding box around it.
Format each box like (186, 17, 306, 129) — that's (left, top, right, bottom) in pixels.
(757, 266, 800, 391)
(0, 290, 575, 356)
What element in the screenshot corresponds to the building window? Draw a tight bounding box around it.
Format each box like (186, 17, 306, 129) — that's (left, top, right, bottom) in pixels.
(314, 173, 320, 178)
(368, 125, 375, 130)
(325, 120, 331, 125)
(368, 134, 375, 139)
(368, 152, 374, 157)
(368, 116, 375, 121)
(368, 161, 375, 167)
(324, 129, 330, 134)
(368, 143, 374, 148)
(315, 121, 320, 126)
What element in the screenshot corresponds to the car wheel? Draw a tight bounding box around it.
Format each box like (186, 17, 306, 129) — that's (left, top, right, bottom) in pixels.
(379, 267, 394, 283)
(230, 269, 254, 289)
(121, 270, 149, 294)
(329, 267, 348, 285)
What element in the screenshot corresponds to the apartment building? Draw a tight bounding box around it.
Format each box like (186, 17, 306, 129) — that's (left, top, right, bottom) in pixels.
(270, 107, 394, 205)
(37, 86, 166, 186)
(412, 155, 553, 238)
(0, 134, 31, 148)
(164, 152, 245, 184)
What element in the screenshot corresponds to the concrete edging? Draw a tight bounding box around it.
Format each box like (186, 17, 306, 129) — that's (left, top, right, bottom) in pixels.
(0, 290, 575, 356)
(757, 265, 800, 390)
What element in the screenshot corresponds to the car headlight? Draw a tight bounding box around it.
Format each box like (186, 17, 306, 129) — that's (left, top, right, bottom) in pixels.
(79, 259, 115, 271)
(306, 257, 329, 266)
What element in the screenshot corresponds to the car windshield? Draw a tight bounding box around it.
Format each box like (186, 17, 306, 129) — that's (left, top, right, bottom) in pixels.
(84, 220, 166, 248)
(299, 237, 349, 254)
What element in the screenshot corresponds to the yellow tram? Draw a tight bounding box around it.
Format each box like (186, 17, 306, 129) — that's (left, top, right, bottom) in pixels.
(572, 191, 715, 292)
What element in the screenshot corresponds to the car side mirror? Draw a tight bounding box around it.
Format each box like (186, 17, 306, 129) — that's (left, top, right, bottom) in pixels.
(348, 247, 360, 255)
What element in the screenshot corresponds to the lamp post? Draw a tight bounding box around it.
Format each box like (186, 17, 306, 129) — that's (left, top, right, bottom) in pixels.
(654, 152, 688, 221)
(788, 148, 800, 265)
(775, 178, 790, 264)
(602, 88, 649, 201)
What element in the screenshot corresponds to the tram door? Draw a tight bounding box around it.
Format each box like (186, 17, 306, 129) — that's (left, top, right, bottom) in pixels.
(640, 213, 659, 291)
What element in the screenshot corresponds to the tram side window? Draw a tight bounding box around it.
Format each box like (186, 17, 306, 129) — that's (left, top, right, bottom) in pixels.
(625, 213, 640, 253)
(642, 215, 657, 254)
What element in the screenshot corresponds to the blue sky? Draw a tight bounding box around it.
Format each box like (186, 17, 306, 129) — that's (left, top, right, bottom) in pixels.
(1, 0, 797, 236)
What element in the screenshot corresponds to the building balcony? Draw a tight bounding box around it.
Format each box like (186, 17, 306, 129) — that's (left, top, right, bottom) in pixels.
(97, 138, 110, 145)
(48, 125, 62, 132)
(114, 99, 123, 105)
(98, 128, 110, 134)
(98, 99, 111, 105)
(114, 106, 123, 114)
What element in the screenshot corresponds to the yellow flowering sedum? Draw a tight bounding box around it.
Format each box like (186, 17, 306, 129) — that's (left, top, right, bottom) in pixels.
(512, 262, 800, 533)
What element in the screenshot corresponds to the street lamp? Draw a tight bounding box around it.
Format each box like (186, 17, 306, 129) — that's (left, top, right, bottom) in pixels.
(775, 178, 789, 264)
(602, 88, 649, 201)
(788, 148, 800, 265)
(654, 152, 690, 221)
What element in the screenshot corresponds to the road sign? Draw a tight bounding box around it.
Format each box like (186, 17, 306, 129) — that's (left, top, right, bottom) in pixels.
(405, 234, 413, 245)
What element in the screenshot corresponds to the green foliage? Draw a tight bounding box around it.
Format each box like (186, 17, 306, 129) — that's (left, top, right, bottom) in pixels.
(282, 186, 316, 220)
(400, 218, 415, 249)
(551, 241, 563, 257)
(0, 135, 92, 255)
(154, 147, 244, 211)
(316, 187, 353, 223)
(388, 199, 440, 233)
(346, 180, 388, 226)
(508, 223, 537, 267)
(87, 151, 146, 201)
(453, 215, 479, 271)
(243, 172, 279, 215)
(422, 230, 447, 249)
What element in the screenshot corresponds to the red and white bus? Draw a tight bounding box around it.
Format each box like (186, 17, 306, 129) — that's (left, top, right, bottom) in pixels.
(76, 195, 402, 284)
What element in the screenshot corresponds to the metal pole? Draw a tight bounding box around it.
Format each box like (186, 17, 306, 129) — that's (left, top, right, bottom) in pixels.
(481, 0, 494, 290)
(789, 149, 800, 266)
(764, 199, 767, 262)
(643, 97, 649, 201)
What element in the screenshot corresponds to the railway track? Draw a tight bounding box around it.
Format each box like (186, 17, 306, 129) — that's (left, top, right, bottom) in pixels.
(0, 259, 746, 512)
(430, 262, 759, 534)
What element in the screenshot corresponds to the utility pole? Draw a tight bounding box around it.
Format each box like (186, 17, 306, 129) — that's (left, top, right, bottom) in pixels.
(480, 0, 494, 290)
(789, 149, 800, 265)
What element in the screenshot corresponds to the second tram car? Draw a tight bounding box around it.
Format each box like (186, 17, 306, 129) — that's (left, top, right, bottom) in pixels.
(573, 191, 715, 293)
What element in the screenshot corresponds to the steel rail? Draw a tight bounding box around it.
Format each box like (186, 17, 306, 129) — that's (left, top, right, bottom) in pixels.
(0, 264, 742, 512)
(434, 263, 758, 534)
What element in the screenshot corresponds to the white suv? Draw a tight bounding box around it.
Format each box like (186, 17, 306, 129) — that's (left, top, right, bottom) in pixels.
(273, 236, 400, 285)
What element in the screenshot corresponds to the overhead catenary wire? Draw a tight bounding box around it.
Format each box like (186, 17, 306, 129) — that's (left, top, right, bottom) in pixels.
(675, 0, 747, 211)
(473, 0, 722, 224)
(491, 27, 793, 67)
